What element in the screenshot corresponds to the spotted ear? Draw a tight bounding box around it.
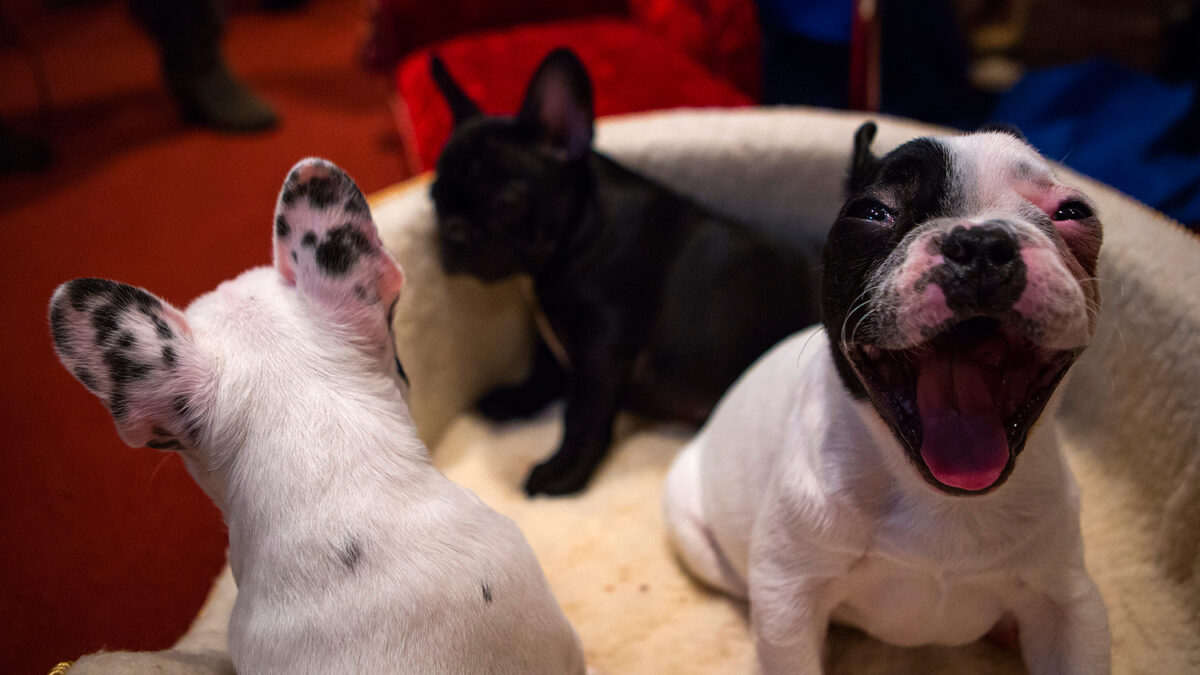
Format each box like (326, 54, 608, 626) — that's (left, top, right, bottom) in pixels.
(49, 279, 213, 451)
(848, 121, 880, 195)
(272, 158, 404, 342)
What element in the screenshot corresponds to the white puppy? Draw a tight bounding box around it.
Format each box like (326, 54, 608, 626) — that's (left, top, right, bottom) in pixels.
(664, 124, 1110, 674)
(50, 159, 585, 674)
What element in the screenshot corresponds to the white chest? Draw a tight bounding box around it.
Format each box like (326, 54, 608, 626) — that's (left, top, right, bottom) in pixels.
(831, 553, 1013, 647)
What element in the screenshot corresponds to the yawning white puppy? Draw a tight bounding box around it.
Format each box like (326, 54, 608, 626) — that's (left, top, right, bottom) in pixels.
(664, 124, 1111, 674)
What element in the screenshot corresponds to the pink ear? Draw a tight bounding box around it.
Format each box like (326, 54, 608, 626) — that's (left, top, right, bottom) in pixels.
(271, 158, 405, 339)
(49, 279, 213, 450)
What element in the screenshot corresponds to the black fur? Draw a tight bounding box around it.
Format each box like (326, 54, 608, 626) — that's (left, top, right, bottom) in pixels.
(430, 53, 482, 125)
(337, 538, 363, 570)
(75, 367, 97, 391)
(482, 583, 493, 604)
(102, 346, 152, 421)
(171, 394, 203, 445)
(91, 305, 122, 345)
(822, 126, 958, 400)
(275, 214, 291, 238)
(151, 315, 173, 340)
(314, 223, 372, 276)
(66, 278, 123, 312)
(283, 173, 342, 210)
(430, 50, 822, 496)
(343, 192, 369, 215)
(848, 121, 881, 194)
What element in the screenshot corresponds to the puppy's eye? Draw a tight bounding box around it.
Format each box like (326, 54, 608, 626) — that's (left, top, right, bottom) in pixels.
(1053, 201, 1093, 221)
(846, 200, 895, 223)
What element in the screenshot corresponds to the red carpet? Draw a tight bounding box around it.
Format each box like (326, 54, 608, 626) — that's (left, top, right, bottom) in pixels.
(0, 1, 409, 671)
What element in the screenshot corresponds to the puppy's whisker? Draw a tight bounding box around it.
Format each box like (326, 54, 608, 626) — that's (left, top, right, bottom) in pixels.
(145, 453, 174, 491)
(839, 289, 874, 354)
(797, 327, 825, 367)
(850, 309, 877, 347)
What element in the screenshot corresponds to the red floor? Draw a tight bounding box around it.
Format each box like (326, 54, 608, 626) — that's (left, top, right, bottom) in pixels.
(0, 1, 409, 670)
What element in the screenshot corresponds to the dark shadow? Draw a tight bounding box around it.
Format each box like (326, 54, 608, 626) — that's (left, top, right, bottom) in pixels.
(261, 65, 392, 115)
(0, 86, 186, 212)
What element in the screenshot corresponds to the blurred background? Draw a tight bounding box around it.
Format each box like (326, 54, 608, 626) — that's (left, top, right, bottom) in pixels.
(1, 0, 1196, 671)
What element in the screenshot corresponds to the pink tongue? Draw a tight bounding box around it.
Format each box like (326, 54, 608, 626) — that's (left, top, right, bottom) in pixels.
(916, 351, 1010, 491)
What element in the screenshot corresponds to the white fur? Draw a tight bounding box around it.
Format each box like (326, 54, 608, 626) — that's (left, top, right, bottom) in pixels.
(665, 328, 1110, 673)
(193, 270, 582, 674)
(51, 159, 585, 674)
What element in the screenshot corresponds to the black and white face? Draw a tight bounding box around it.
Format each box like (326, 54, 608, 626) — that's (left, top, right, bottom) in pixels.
(822, 123, 1103, 495)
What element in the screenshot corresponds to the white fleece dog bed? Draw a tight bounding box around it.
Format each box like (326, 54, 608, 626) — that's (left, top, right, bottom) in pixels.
(70, 108, 1200, 674)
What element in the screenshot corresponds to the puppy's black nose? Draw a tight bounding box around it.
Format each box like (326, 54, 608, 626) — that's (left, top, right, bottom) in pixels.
(938, 223, 1025, 313)
(942, 223, 1018, 268)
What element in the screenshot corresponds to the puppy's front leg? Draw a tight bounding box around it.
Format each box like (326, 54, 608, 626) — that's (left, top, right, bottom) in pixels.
(477, 339, 566, 421)
(1013, 571, 1111, 675)
(523, 342, 630, 496)
(751, 574, 836, 675)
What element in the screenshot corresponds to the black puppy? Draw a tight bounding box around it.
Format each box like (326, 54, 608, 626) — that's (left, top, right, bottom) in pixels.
(430, 49, 821, 496)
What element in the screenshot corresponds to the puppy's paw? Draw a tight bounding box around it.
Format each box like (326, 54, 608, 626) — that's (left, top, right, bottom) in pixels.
(523, 454, 594, 497)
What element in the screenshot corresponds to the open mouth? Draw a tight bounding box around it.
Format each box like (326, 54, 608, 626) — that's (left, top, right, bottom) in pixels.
(849, 317, 1077, 494)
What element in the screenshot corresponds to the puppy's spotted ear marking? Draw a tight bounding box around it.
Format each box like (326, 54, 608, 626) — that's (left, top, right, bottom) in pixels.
(314, 223, 373, 277)
(49, 279, 213, 450)
(272, 158, 405, 342)
(849, 121, 881, 195)
(337, 537, 363, 571)
(430, 54, 482, 128)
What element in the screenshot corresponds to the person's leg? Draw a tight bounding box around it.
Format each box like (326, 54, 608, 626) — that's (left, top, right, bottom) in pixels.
(129, 0, 277, 132)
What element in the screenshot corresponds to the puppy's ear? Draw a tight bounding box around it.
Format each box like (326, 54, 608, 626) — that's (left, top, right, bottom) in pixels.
(517, 47, 594, 161)
(848, 121, 880, 194)
(430, 54, 481, 127)
(49, 279, 213, 451)
(273, 158, 404, 346)
(977, 121, 1027, 142)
